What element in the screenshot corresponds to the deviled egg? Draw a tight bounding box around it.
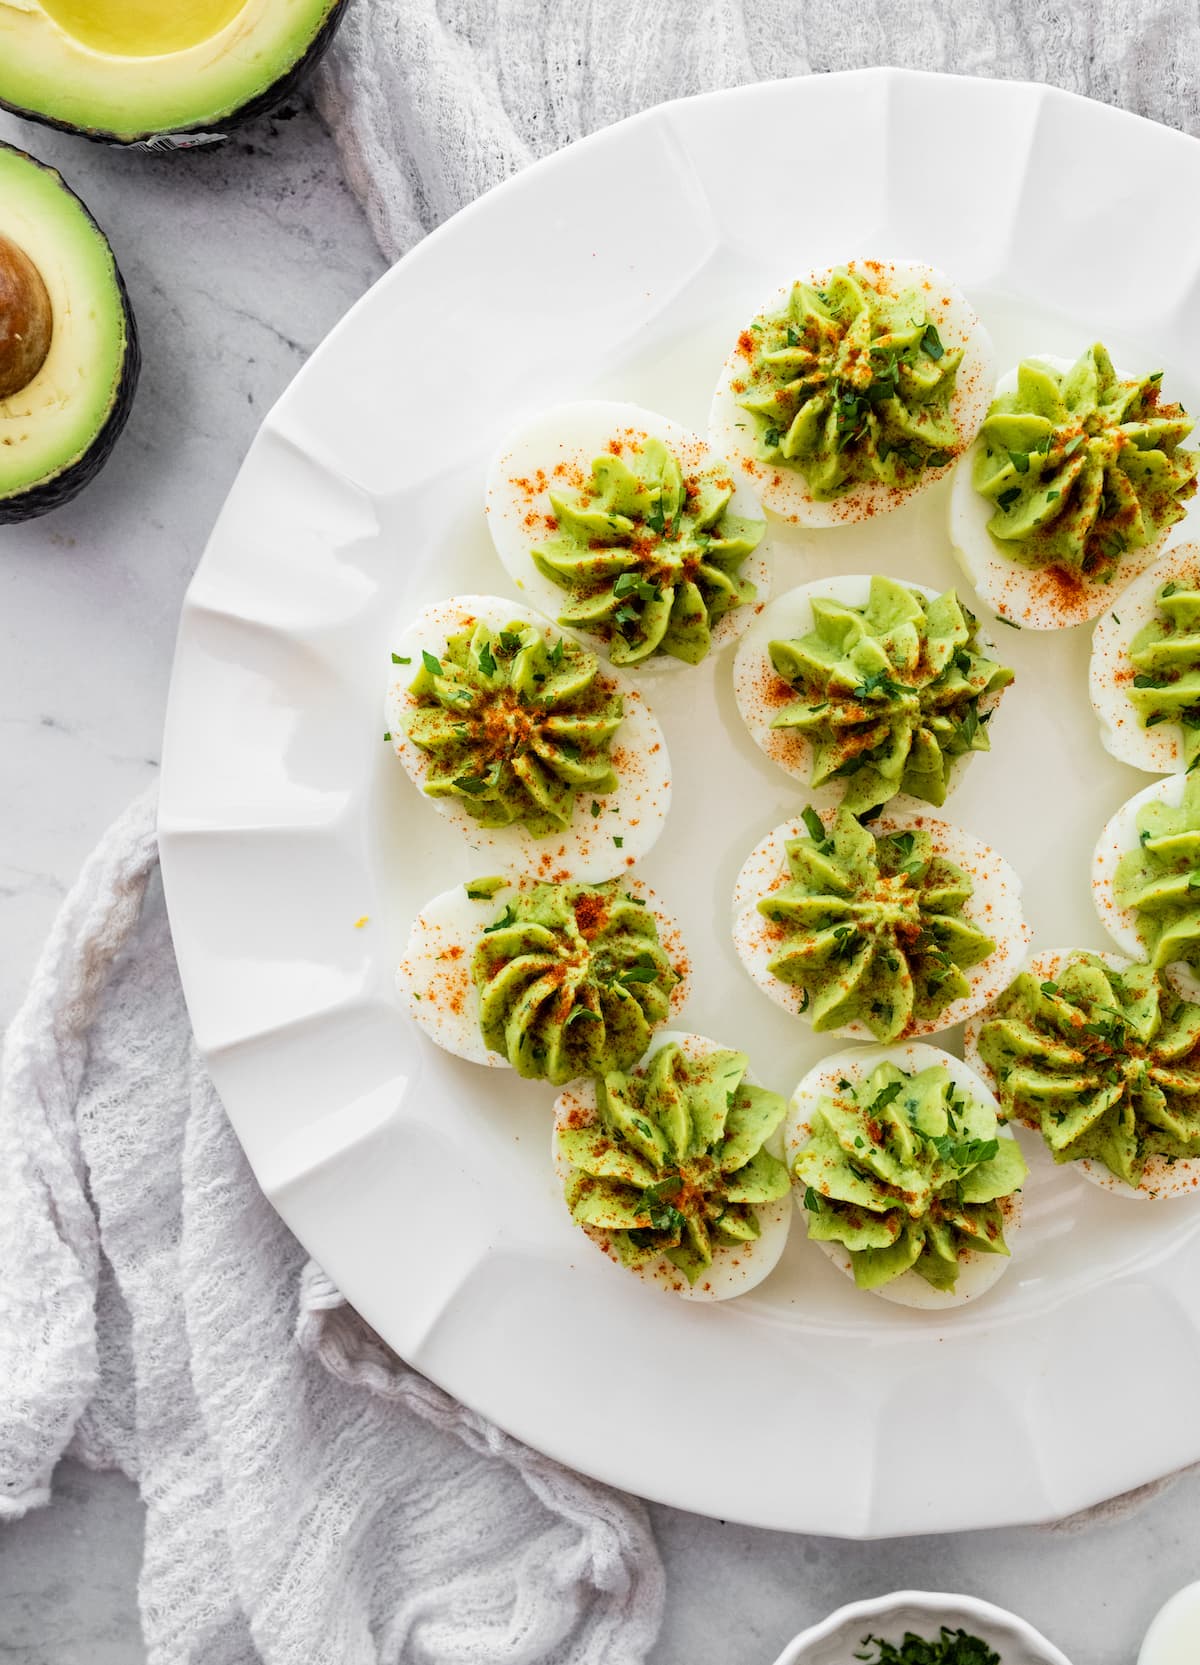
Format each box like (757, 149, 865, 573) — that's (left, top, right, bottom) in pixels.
(552, 1030, 792, 1300)
(964, 948, 1200, 1201)
(732, 804, 1030, 1040)
(386, 594, 670, 882)
(485, 401, 769, 669)
(1090, 543, 1200, 772)
(785, 1042, 1026, 1309)
(951, 345, 1198, 629)
(1094, 774, 1200, 1001)
(709, 258, 993, 526)
(396, 874, 690, 1080)
(732, 574, 1013, 814)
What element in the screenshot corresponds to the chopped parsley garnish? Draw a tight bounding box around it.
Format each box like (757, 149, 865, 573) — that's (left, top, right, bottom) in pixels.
(801, 805, 829, 846)
(1162, 581, 1179, 598)
(477, 641, 497, 677)
(421, 649, 443, 676)
(996, 486, 1021, 510)
(869, 1080, 903, 1115)
(548, 637, 565, 669)
(802, 1186, 822, 1213)
(837, 1078, 853, 1091)
(590, 800, 602, 817)
(613, 572, 662, 602)
(453, 768, 498, 796)
(854, 1626, 1000, 1664)
(919, 321, 945, 361)
(1040, 980, 1059, 997)
(613, 835, 624, 848)
(391, 652, 411, 664)
(616, 952, 660, 987)
(929, 1133, 999, 1168)
(1007, 449, 1030, 474)
(996, 615, 1021, 628)
(382, 731, 392, 742)
(482, 905, 517, 934)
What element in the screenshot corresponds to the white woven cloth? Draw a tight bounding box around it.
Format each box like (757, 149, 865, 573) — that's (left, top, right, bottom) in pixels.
(0, 786, 662, 1663)
(3, 7, 1198, 1663)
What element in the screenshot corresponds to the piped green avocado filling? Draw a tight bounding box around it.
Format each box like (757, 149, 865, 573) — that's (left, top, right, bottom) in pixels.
(972, 344, 1196, 578)
(758, 808, 995, 1041)
(769, 576, 1013, 814)
(531, 436, 765, 665)
(558, 1040, 790, 1284)
(976, 952, 1200, 1187)
(735, 266, 962, 499)
(1127, 578, 1200, 759)
(405, 618, 623, 835)
(795, 1062, 1025, 1292)
(1115, 775, 1200, 975)
(472, 881, 678, 1084)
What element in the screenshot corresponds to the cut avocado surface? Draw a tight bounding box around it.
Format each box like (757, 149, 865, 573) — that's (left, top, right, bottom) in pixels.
(0, 0, 345, 145)
(0, 142, 139, 523)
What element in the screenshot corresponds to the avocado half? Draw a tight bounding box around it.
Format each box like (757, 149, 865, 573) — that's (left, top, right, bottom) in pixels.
(0, 143, 139, 524)
(0, 0, 346, 147)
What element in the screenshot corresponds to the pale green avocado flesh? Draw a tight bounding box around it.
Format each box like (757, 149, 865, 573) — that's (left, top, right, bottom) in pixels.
(0, 143, 137, 519)
(0, 0, 343, 144)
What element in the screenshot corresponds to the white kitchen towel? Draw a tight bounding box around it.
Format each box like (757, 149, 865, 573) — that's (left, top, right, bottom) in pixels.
(314, 0, 1200, 265)
(0, 786, 663, 1664)
(2, 8, 1196, 1664)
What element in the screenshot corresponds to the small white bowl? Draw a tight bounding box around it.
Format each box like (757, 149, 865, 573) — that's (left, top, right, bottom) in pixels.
(770, 1590, 1072, 1665)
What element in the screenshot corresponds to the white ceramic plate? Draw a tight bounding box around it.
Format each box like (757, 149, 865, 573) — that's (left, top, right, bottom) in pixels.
(159, 68, 1200, 1537)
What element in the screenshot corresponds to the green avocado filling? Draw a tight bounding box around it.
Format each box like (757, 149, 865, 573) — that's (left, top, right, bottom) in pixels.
(530, 436, 765, 665)
(472, 881, 678, 1084)
(794, 1062, 1025, 1292)
(976, 952, 1200, 1187)
(558, 1040, 790, 1284)
(735, 266, 962, 499)
(405, 618, 623, 835)
(768, 576, 1014, 814)
(1127, 578, 1200, 759)
(1115, 775, 1200, 974)
(972, 344, 1197, 578)
(757, 808, 995, 1041)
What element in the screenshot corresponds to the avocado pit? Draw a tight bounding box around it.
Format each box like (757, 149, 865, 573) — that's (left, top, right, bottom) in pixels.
(0, 231, 53, 400)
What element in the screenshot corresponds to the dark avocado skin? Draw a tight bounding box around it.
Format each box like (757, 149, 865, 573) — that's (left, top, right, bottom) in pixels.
(0, 145, 140, 526)
(0, 0, 348, 148)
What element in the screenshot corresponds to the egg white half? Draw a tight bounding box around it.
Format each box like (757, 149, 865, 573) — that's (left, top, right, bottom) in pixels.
(963, 946, 1200, 1202)
(484, 400, 769, 670)
(551, 1029, 792, 1302)
(950, 356, 1187, 630)
(396, 875, 692, 1066)
(1092, 776, 1200, 1002)
(386, 594, 671, 882)
(708, 258, 994, 528)
(785, 1041, 1023, 1308)
(731, 804, 1031, 1039)
(731, 575, 1007, 800)
(1089, 541, 1200, 772)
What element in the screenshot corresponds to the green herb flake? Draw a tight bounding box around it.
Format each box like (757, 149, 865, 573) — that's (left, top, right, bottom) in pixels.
(548, 637, 565, 669)
(613, 835, 624, 848)
(421, 649, 443, 676)
(391, 652, 411, 664)
(803, 1186, 822, 1213)
(801, 805, 828, 845)
(383, 731, 392, 742)
(477, 641, 497, 677)
(920, 321, 945, 361)
(482, 904, 517, 934)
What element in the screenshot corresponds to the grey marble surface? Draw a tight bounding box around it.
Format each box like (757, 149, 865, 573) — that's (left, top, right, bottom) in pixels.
(0, 95, 1195, 1665)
